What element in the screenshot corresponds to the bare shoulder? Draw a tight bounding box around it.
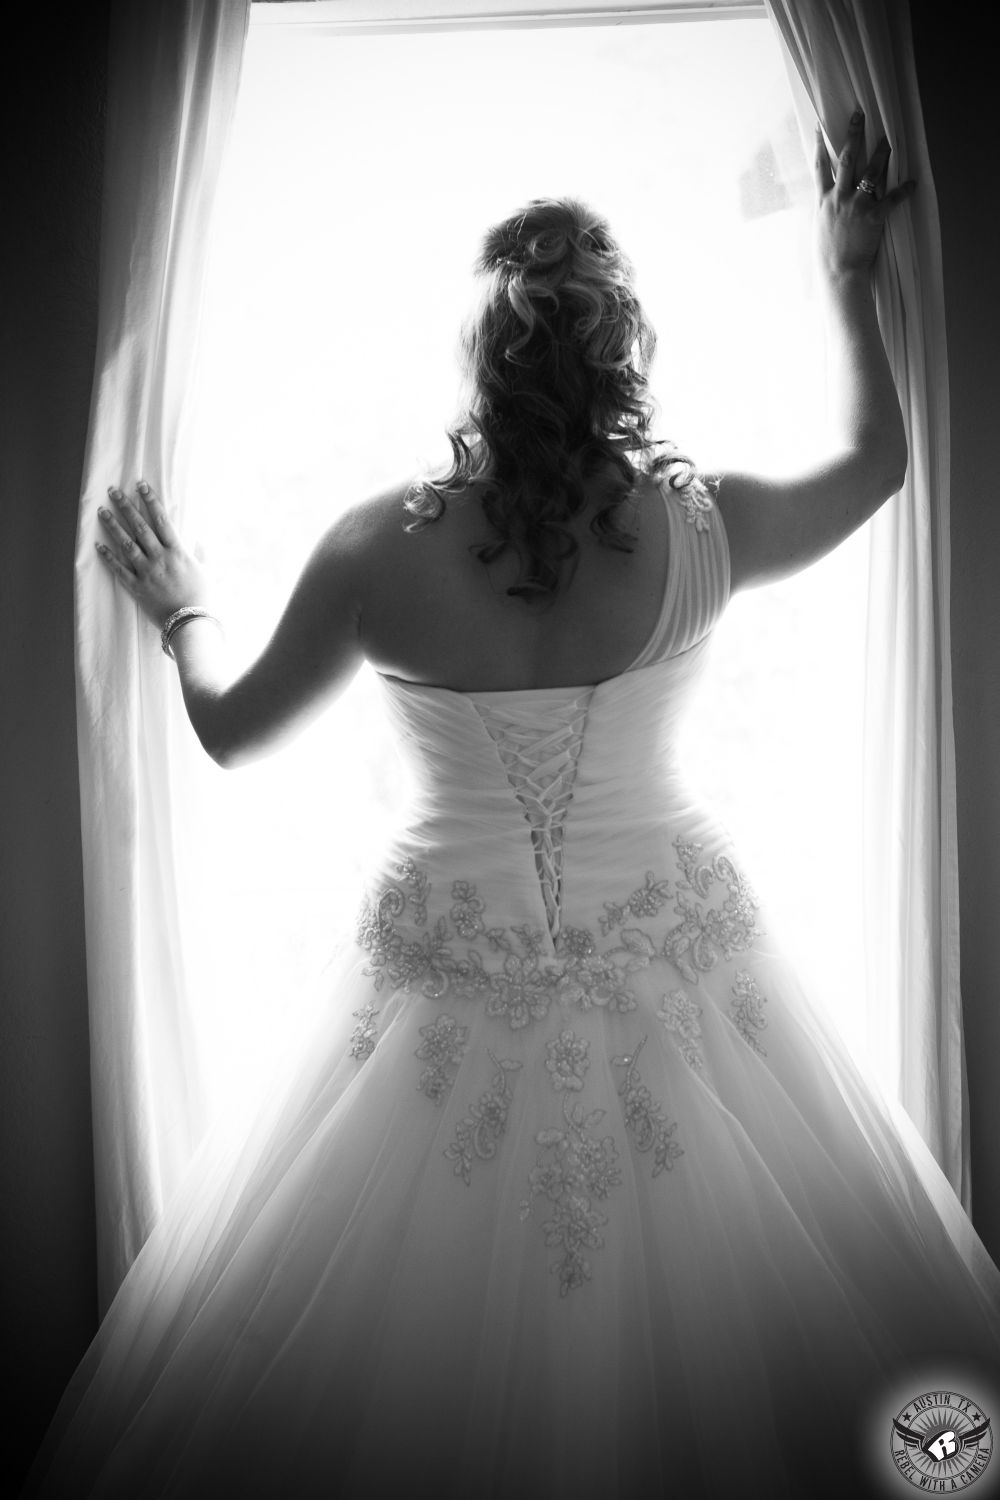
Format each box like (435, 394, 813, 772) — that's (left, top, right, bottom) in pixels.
(313, 479, 416, 580)
(323, 479, 414, 549)
(280, 480, 418, 649)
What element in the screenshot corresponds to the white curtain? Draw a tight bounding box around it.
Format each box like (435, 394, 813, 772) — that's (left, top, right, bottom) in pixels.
(76, 0, 250, 1312)
(765, 0, 968, 1206)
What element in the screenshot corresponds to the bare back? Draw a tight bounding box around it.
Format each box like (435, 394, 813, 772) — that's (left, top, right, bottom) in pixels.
(356, 473, 673, 692)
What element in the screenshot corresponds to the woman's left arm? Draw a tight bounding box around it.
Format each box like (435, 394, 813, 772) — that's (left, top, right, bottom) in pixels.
(97, 483, 367, 769)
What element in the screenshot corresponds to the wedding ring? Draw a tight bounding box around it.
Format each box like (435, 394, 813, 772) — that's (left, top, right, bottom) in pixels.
(856, 177, 878, 196)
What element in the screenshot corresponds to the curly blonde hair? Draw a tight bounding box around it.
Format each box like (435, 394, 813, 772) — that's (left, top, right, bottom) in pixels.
(403, 196, 708, 599)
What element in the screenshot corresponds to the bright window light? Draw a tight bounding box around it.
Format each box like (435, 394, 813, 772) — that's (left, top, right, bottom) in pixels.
(182, 12, 868, 1122)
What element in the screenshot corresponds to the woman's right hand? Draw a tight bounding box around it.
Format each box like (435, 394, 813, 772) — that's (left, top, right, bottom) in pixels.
(814, 109, 915, 279)
(96, 482, 216, 632)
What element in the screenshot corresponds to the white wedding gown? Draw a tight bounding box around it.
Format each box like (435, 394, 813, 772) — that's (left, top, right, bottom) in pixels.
(26, 483, 1000, 1499)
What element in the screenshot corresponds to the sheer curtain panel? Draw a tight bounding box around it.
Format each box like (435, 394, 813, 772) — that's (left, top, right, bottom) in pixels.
(765, 0, 969, 1210)
(76, 0, 250, 1311)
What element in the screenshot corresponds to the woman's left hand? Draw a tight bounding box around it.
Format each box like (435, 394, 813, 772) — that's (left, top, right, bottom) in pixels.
(95, 482, 215, 629)
(814, 112, 915, 280)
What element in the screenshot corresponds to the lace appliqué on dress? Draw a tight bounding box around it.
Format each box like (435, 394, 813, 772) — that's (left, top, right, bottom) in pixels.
(520, 1028, 684, 1295)
(730, 970, 769, 1056)
(349, 1001, 380, 1061)
(356, 857, 444, 995)
(664, 840, 762, 982)
(677, 486, 714, 532)
(443, 1049, 522, 1186)
(450, 881, 486, 939)
(354, 840, 762, 1039)
(658, 989, 705, 1072)
(358, 874, 648, 1030)
(415, 1012, 469, 1103)
(519, 1029, 622, 1296)
(601, 839, 762, 985)
(611, 1034, 684, 1176)
(663, 464, 716, 533)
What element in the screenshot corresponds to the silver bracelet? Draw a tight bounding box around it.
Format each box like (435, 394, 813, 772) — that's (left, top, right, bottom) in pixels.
(160, 607, 223, 659)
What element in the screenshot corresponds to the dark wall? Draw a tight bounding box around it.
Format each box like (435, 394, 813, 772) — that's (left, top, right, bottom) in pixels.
(917, 13, 1000, 1257)
(0, 1, 996, 1489)
(0, 3, 108, 1480)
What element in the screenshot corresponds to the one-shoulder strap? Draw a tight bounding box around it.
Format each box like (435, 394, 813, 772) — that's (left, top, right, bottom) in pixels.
(626, 477, 731, 670)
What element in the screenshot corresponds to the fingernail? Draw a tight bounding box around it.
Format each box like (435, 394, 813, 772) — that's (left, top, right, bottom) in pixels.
(137, 479, 148, 493)
(107, 486, 117, 498)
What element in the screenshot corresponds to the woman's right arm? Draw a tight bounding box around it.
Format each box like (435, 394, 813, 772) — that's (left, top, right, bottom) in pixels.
(715, 110, 916, 593)
(97, 484, 377, 769)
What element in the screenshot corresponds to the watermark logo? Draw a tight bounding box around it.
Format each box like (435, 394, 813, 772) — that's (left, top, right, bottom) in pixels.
(890, 1388, 993, 1490)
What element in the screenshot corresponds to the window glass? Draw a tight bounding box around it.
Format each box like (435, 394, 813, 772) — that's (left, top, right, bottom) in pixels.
(185, 15, 867, 1117)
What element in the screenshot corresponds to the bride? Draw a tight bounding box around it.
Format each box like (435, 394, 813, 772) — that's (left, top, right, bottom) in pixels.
(28, 113, 1000, 1499)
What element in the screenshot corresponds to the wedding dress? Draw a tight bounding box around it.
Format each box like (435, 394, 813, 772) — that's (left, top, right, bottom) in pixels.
(26, 480, 1000, 1499)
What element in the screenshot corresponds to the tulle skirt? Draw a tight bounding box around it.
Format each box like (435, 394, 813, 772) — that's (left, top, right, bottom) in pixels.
(24, 928, 1000, 1499)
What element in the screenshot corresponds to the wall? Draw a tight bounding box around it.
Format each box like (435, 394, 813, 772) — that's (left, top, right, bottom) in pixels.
(0, 2, 996, 1489)
(0, 2, 108, 1481)
(914, 9, 1000, 1259)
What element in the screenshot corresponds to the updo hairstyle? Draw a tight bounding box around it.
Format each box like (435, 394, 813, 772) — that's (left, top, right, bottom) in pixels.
(403, 196, 710, 599)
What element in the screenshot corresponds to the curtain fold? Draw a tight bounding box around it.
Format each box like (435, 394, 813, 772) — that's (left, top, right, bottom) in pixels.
(765, 0, 968, 1207)
(76, 0, 250, 1312)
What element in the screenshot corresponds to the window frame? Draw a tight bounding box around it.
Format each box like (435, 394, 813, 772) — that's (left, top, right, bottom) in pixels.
(250, 0, 767, 36)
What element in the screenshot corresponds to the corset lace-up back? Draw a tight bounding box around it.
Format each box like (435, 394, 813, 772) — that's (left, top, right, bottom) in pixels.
(472, 689, 595, 940)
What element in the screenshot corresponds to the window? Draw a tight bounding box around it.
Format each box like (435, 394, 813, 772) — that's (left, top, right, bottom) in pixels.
(182, 5, 867, 1120)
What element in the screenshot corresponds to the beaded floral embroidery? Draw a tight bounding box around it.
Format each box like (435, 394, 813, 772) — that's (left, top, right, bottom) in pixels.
(348, 1000, 379, 1061)
(520, 1028, 684, 1294)
(354, 839, 761, 1035)
(677, 484, 714, 532)
(662, 464, 716, 532)
(415, 1012, 469, 1103)
(519, 1029, 623, 1296)
(357, 875, 642, 1027)
(450, 881, 486, 940)
(355, 857, 439, 994)
(601, 841, 761, 985)
(657, 989, 705, 1071)
(443, 1049, 522, 1186)
(730, 970, 769, 1056)
(611, 1034, 684, 1176)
